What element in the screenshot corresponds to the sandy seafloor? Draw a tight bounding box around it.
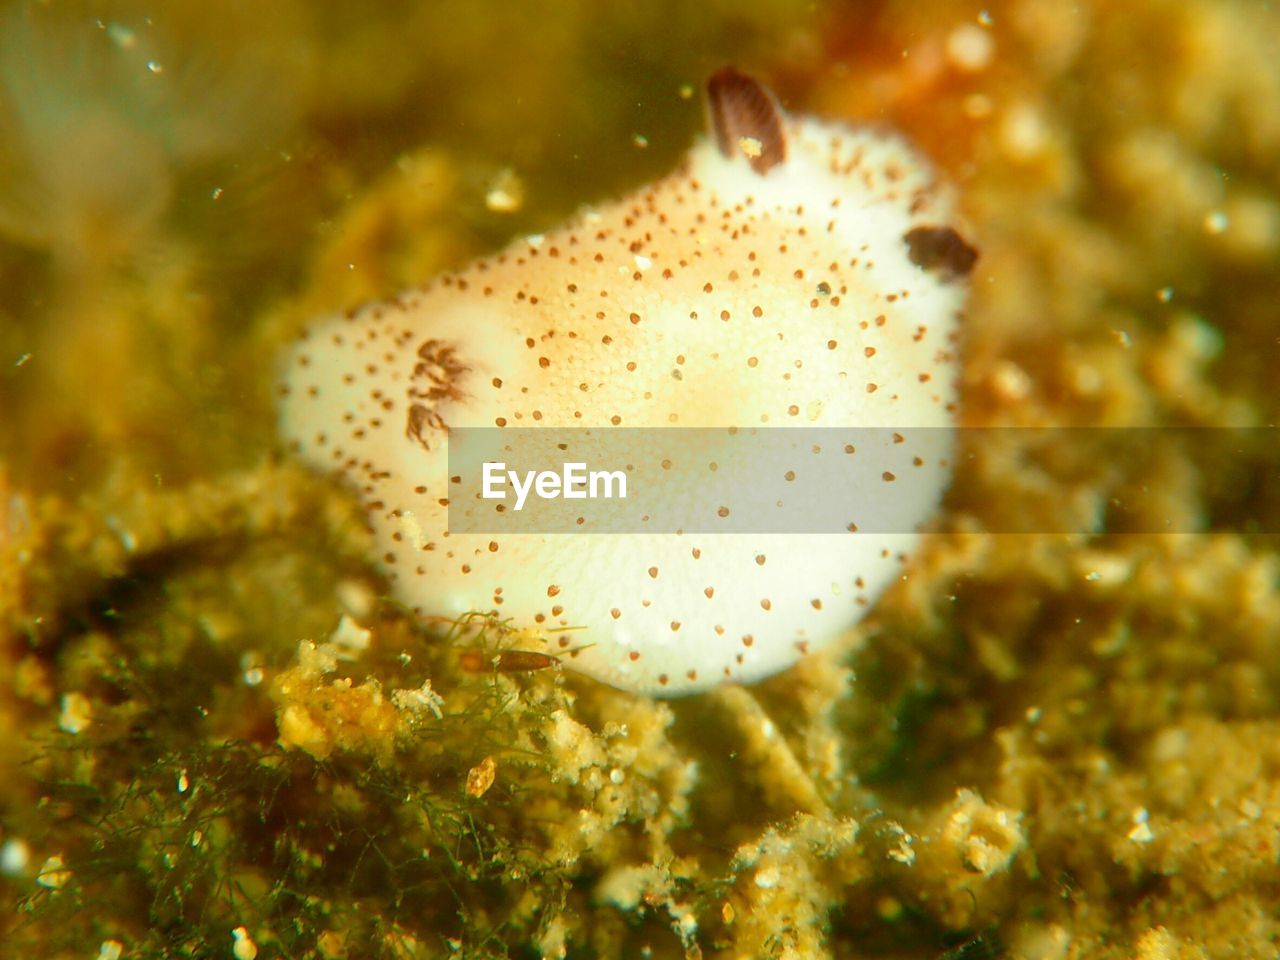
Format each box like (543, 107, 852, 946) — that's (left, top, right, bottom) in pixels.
(1, 1, 1278, 957)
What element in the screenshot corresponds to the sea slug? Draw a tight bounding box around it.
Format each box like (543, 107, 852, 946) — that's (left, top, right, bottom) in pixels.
(280, 68, 975, 696)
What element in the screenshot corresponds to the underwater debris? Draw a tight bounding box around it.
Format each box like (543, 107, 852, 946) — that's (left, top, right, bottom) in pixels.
(484, 167, 525, 213)
(458, 647, 562, 674)
(466, 755, 497, 797)
(273, 634, 450, 762)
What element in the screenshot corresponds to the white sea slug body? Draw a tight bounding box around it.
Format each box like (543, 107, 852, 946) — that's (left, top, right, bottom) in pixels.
(280, 69, 976, 696)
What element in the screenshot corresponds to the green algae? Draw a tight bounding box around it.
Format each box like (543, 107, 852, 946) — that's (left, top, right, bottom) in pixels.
(3, 0, 1280, 958)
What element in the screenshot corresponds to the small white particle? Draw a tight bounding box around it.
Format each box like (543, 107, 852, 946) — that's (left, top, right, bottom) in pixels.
(296, 639, 338, 677)
(14, 352, 31, 367)
(211, 186, 224, 201)
(1127, 807, 1154, 842)
(1, 838, 30, 875)
(1001, 102, 1048, 160)
(392, 680, 445, 719)
(633, 254, 652, 271)
(103, 515, 138, 553)
(146, 60, 162, 74)
(676, 911, 698, 939)
(946, 24, 995, 72)
(1127, 821, 1154, 843)
(754, 865, 780, 889)
(609, 767, 625, 784)
(177, 768, 190, 793)
(991, 360, 1032, 401)
(887, 832, 916, 865)
(1204, 210, 1230, 235)
(484, 169, 524, 213)
(329, 615, 372, 660)
(59, 693, 92, 734)
(97, 941, 124, 960)
(336, 578, 377, 618)
(1156, 286, 1174, 303)
(631, 133, 649, 149)
(240, 651, 265, 687)
(737, 136, 763, 159)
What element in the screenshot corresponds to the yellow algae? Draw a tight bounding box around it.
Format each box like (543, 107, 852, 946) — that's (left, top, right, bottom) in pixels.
(1135, 927, 1209, 960)
(1, 0, 1279, 957)
(937, 788, 1025, 878)
(904, 788, 1028, 929)
(719, 815, 865, 959)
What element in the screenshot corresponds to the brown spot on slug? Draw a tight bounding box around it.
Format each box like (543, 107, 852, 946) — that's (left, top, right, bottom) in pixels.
(903, 225, 979, 278)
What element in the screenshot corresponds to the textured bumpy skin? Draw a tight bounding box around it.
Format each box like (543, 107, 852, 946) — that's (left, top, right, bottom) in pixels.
(280, 70, 975, 696)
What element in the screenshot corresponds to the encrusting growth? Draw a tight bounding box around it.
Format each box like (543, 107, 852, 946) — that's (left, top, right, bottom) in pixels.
(279, 67, 976, 696)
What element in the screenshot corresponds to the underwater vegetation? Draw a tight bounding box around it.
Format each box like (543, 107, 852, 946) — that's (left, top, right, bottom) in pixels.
(2, 0, 1279, 958)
